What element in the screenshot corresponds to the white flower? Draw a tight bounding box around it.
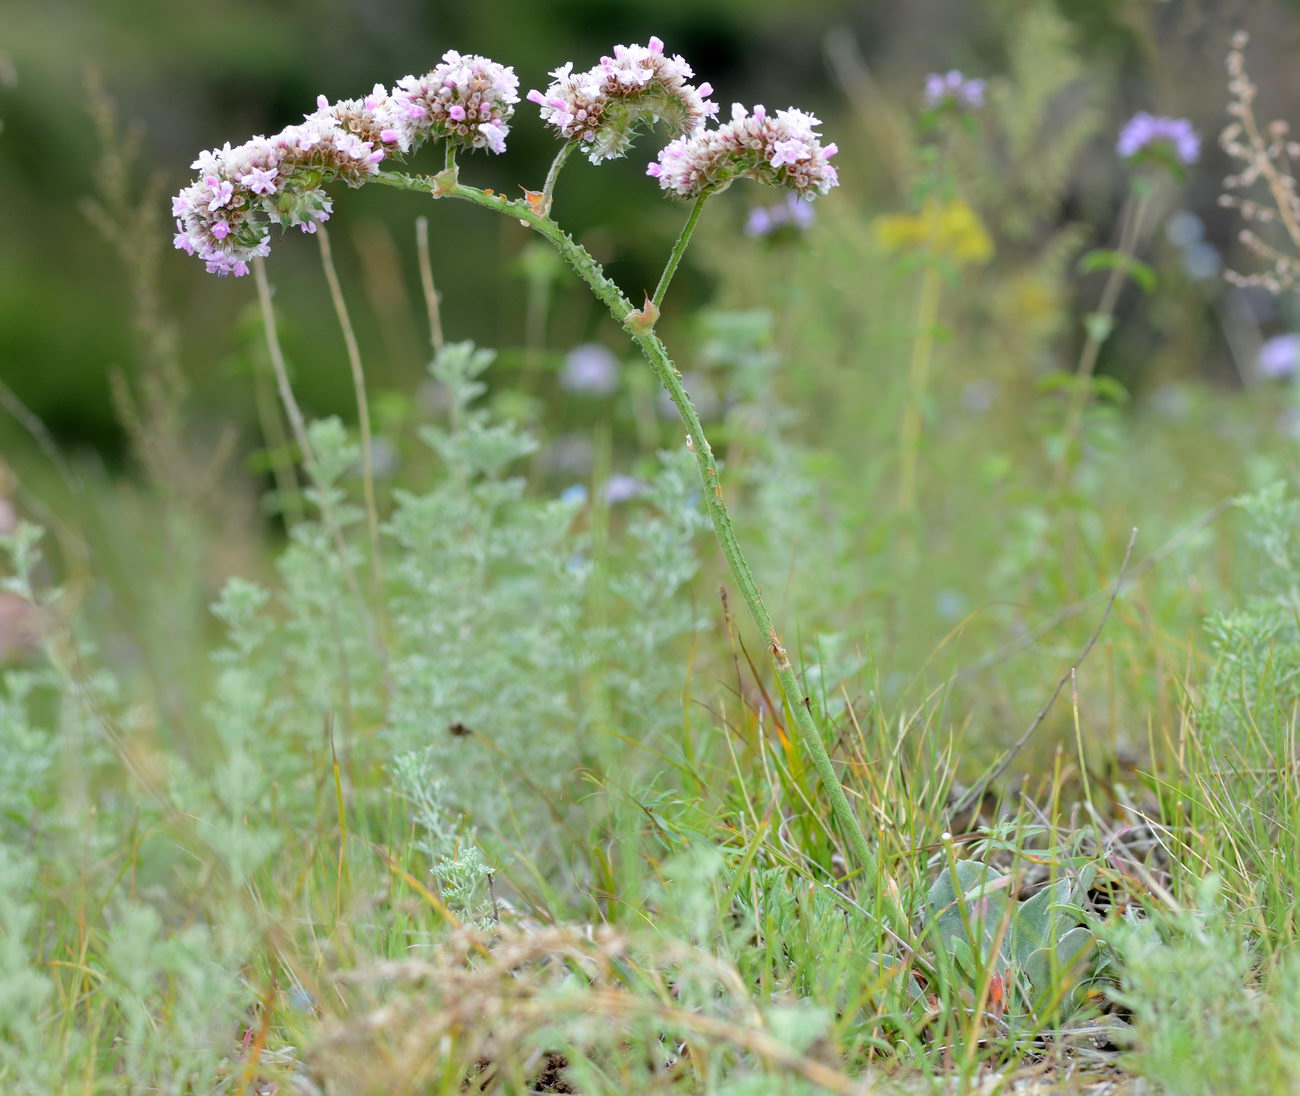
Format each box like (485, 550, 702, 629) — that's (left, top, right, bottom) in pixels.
(528, 37, 717, 164)
(648, 104, 839, 200)
(390, 50, 519, 154)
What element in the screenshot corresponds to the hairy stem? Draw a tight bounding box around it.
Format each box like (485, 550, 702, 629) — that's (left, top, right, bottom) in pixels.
(373, 170, 889, 911)
(652, 193, 709, 311)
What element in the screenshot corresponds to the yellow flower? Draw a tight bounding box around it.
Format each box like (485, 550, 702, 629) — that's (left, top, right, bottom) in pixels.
(873, 198, 993, 266)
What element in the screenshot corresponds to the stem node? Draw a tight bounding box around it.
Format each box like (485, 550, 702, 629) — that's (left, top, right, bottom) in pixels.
(626, 295, 660, 334)
(430, 165, 459, 197)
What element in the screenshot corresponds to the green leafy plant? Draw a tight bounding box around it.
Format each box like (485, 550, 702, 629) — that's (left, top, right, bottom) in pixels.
(925, 857, 1105, 1021)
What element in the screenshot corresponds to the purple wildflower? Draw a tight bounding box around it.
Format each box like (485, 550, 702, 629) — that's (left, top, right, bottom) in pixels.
(1257, 334, 1300, 379)
(603, 474, 643, 504)
(240, 166, 279, 195)
(205, 178, 234, 211)
(924, 70, 986, 110)
(172, 58, 515, 276)
(172, 117, 381, 276)
(1117, 112, 1200, 165)
(560, 343, 619, 395)
(744, 193, 815, 237)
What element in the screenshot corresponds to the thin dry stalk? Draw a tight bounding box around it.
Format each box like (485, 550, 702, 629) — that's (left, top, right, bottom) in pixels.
(415, 217, 445, 354)
(317, 225, 386, 600)
(252, 259, 383, 672)
(952, 528, 1138, 816)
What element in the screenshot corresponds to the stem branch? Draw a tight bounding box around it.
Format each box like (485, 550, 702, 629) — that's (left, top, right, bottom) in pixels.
(541, 140, 578, 211)
(371, 170, 888, 912)
(652, 194, 709, 311)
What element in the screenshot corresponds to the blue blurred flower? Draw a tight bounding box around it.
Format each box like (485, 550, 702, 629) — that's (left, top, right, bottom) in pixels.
(924, 70, 985, 109)
(603, 474, 643, 504)
(560, 484, 589, 505)
(745, 193, 816, 238)
(1257, 334, 1300, 380)
(560, 342, 619, 395)
(1117, 112, 1199, 165)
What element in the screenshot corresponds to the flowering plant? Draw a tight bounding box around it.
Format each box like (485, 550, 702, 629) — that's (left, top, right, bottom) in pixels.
(1116, 111, 1200, 175)
(924, 70, 985, 111)
(528, 36, 716, 164)
(170, 41, 888, 908)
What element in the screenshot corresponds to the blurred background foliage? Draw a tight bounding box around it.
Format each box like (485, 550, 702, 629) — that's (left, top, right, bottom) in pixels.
(3, 0, 1298, 455)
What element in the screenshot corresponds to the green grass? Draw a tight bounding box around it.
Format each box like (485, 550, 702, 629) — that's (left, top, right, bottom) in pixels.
(5, 12, 1300, 1093)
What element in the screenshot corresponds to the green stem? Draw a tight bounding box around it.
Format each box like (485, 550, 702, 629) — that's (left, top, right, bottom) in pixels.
(542, 140, 578, 210)
(372, 170, 889, 913)
(444, 143, 458, 173)
(1056, 187, 1152, 481)
(652, 193, 709, 311)
(896, 264, 942, 517)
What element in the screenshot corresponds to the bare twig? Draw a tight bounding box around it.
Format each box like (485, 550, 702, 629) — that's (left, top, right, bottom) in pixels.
(253, 259, 383, 671)
(318, 225, 386, 602)
(955, 500, 1228, 681)
(951, 528, 1138, 817)
(415, 216, 445, 354)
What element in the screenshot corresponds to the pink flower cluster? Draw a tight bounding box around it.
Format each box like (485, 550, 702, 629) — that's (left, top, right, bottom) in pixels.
(391, 50, 519, 155)
(527, 36, 717, 163)
(647, 104, 839, 201)
(173, 39, 841, 276)
(172, 53, 517, 276)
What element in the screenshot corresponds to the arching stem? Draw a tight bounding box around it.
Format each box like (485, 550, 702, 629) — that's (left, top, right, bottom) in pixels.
(371, 170, 893, 920)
